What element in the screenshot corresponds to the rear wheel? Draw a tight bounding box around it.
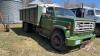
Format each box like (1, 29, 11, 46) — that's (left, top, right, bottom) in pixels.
(50, 30, 67, 52)
(23, 22, 33, 33)
(23, 22, 28, 32)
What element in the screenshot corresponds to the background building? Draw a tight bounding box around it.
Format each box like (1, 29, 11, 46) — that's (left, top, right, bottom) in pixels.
(0, 0, 53, 23)
(0, 0, 22, 23)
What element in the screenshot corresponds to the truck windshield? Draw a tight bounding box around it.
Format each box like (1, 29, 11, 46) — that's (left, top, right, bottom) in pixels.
(55, 7, 75, 17)
(96, 10, 100, 15)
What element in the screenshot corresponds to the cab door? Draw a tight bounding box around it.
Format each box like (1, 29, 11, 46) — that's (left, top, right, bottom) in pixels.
(40, 7, 54, 37)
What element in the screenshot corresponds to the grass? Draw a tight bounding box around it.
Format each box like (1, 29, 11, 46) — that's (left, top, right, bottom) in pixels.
(0, 24, 100, 56)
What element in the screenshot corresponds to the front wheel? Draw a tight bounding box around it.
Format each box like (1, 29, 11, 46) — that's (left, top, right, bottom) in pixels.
(50, 30, 68, 52)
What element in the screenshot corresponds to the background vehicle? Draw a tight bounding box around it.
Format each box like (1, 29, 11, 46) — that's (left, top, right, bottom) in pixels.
(70, 6, 100, 36)
(20, 4, 95, 52)
(94, 8, 100, 36)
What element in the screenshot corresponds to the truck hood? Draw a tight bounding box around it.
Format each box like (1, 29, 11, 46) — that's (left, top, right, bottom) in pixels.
(74, 17, 95, 22)
(55, 15, 74, 22)
(56, 15, 95, 22)
(55, 15, 75, 20)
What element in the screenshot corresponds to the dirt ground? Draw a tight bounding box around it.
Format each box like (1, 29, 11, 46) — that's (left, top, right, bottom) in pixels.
(0, 24, 5, 31)
(0, 24, 100, 56)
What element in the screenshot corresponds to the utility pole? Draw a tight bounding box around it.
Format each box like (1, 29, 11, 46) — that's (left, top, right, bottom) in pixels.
(81, 0, 83, 8)
(81, 0, 84, 17)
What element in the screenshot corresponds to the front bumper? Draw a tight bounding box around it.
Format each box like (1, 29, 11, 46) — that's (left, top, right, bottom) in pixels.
(65, 33, 95, 46)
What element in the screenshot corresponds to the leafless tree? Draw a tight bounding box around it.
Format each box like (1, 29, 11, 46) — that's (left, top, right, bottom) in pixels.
(21, 0, 53, 7)
(85, 3, 96, 8)
(21, 0, 33, 7)
(40, 0, 53, 4)
(62, 0, 81, 8)
(62, 0, 96, 8)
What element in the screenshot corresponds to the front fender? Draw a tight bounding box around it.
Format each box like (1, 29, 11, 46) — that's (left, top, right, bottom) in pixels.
(53, 25, 70, 38)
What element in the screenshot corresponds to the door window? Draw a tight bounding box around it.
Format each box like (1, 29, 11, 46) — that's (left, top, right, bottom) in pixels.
(46, 7, 54, 15)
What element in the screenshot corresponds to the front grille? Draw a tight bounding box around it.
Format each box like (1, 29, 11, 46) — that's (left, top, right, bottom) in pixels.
(74, 21, 95, 32)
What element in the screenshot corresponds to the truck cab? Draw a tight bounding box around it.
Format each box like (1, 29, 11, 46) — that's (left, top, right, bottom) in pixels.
(20, 4, 95, 52)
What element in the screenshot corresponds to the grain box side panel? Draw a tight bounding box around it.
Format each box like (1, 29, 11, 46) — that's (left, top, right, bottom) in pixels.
(37, 6, 42, 25)
(29, 6, 38, 25)
(21, 6, 39, 25)
(23, 9, 26, 21)
(34, 7, 38, 25)
(25, 9, 29, 22)
(30, 8, 35, 24)
(20, 10, 23, 20)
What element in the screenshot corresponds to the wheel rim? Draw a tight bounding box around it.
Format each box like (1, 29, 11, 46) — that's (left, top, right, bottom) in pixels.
(51, 34, 62, 49)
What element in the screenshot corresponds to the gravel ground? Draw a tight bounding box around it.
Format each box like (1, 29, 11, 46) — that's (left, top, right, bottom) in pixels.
(0, 24, 100, 56)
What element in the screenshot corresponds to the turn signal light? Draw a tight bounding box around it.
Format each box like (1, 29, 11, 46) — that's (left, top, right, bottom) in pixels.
(66, 23, 72, 30)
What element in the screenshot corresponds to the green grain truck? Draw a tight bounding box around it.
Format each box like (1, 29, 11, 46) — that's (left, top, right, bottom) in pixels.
(20, 4, 95, 52)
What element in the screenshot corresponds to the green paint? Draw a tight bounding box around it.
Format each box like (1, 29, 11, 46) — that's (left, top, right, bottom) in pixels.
(20, 5, 95, 46)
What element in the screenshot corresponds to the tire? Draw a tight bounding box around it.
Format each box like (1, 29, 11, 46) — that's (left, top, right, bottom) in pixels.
(50, 30, 67, 52)
(28, 23, 33, 32)
(23, 22, 33, 33)
(23, 22, 28, 32)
